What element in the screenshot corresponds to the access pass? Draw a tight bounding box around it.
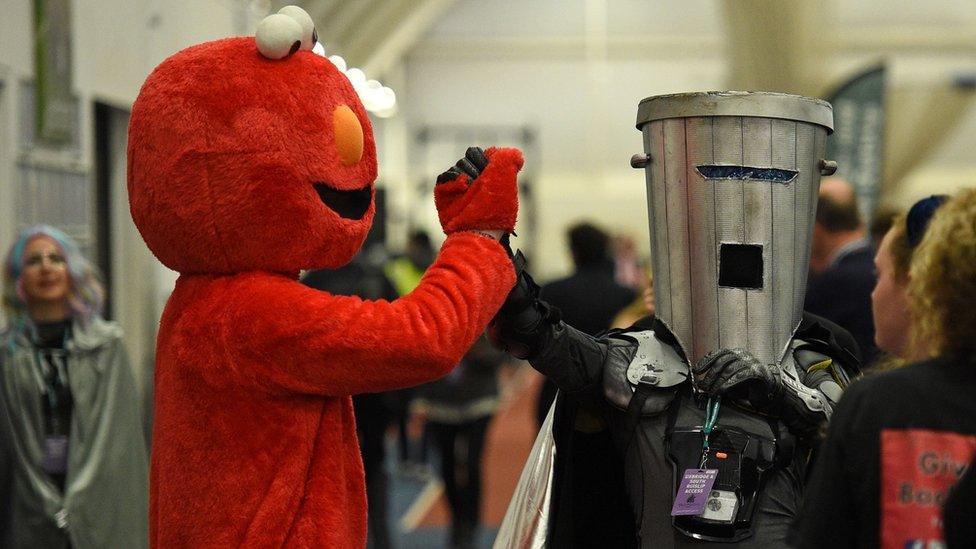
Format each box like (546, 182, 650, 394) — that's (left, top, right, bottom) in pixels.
(671, 468, 718, 516)
(42, 435, 69, 475)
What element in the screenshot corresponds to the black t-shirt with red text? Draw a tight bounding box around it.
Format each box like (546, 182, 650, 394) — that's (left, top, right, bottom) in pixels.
(790, 357, 976, 549)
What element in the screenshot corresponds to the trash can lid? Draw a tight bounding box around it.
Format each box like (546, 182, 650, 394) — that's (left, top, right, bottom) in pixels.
(636, 91, 833, 133)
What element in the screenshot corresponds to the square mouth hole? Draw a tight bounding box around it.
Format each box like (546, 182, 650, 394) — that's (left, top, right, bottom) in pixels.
(719, 244, 763, 289)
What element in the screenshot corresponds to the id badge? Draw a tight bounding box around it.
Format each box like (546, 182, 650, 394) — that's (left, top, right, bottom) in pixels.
(42, 435, 69, 475)
(671, 468, 718, 516)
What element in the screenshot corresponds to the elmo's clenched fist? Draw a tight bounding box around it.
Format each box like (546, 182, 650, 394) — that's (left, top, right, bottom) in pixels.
(435, 146, 523, 235)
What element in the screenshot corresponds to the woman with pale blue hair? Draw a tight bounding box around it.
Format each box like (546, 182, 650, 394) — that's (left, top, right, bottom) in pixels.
(0, 225, 148, 548)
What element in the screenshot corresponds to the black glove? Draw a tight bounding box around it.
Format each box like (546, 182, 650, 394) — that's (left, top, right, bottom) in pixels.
(436, 146, 489, 184)
(487, 251, 559, 359)
(693, 348, 830, 440)
(693, 348, 777, 402)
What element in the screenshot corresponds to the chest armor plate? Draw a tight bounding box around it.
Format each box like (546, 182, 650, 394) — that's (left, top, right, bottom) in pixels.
(603, 329, 689, 415)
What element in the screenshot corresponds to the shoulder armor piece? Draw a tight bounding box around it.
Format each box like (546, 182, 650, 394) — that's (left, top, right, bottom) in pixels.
(625, 330, 689, 388)
(790, 338, 853, 389)
(604, 329, 689, 414)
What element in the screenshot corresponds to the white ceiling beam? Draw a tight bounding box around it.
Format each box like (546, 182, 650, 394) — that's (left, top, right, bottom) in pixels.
(294, 0, 457, 79)
(297, 0, 381, 52)
(300, 0, 337, 23)
(343, 0, 457, 78)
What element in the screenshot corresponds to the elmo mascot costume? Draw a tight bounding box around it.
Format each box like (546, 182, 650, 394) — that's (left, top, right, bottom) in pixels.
(127, 6, 521, 547)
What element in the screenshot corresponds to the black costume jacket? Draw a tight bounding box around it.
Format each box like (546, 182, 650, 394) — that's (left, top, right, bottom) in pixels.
(527, 313, 860, 548)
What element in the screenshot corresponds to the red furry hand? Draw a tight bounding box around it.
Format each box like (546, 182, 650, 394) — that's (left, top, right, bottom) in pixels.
(435, 147, 523, 234)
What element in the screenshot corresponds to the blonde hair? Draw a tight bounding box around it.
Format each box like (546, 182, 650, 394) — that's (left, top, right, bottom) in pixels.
(908, 188, 976, 362)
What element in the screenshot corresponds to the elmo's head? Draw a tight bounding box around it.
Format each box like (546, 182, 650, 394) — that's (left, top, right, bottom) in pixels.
(128, 36, 377, 274)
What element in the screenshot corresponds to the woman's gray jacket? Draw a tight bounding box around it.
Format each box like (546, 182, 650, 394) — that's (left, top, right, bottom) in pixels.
(0, 317, 149, 548)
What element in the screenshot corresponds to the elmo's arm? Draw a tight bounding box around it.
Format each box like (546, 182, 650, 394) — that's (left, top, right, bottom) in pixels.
(218, 146, 522, 396)
(224, 232, 515, 395)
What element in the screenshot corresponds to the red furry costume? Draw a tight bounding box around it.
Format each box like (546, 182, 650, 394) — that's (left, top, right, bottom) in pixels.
(127, 36, 521, 547)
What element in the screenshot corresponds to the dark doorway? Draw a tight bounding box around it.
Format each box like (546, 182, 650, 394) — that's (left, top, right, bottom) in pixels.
(93, 101, 130, 319)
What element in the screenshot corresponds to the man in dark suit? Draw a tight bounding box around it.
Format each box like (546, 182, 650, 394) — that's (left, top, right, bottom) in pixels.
(535, 222, 636, 426)
(805, 178, 878, 365)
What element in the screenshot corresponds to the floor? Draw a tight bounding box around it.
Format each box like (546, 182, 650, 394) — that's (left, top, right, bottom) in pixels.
(383, 367, 542, 548)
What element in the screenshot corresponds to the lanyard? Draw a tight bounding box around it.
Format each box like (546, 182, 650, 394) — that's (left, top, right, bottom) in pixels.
(699, 397, 721, 468)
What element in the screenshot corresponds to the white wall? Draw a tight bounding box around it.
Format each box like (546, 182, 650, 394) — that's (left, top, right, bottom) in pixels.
(396, 0, 976, 281)
(0, 0, 263, 381)
(397, 0, 726, 278)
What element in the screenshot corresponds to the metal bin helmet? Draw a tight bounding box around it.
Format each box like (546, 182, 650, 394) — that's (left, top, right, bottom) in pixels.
(633, 91, 835, 366)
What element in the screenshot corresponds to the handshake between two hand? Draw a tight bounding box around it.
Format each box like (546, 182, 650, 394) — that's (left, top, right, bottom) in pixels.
(433, 146, 524, 240)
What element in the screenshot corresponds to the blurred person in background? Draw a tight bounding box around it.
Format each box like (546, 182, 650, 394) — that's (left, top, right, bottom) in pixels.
(302, 244, 400, 549)
(413, 336, 510, 549)
(611, 268, 655, 329)
(805, 178, 879, 364)
(0, 225, 148, 548)
(869, 204, 900, 248)
(791, 188, 976, 549)
(611, 234, 646, 292)
(385, 230, 437, 477)
(871, 195, 948, 367)
(385, 230, 436, 297)
(535, 222, 636, 427)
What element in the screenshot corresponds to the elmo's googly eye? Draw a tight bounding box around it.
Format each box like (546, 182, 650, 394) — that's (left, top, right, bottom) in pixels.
(312, 42, 326, 58)
(277, 5, 316, 51)
(256, 14, 303, 60)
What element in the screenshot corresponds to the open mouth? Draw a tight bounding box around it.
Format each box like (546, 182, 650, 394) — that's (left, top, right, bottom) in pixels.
(312, 182, 372, 220)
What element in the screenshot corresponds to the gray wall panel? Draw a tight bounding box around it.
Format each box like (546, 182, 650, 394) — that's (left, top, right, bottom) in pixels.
(793, 123, 818, 324)
(645, 122, 672, 325)
(662, 118, 692, 357)
(771, 119, 799, 361)
(712, 116, 747, 351)
(741, 117, 775, 364)
(771, 119, 797, 171)
(685, 117, 718, 363)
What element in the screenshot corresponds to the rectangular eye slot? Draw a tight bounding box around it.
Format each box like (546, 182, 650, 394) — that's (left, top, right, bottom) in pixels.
(719, 244, 764, 289)
(696, 165, 797, 183)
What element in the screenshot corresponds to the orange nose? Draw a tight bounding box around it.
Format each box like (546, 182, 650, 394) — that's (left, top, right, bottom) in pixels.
(333, 105, 364, 166)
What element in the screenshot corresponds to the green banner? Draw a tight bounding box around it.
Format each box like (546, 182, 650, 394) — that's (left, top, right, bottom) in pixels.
(825, 65, 886, 220)
(34, 0, 75, 145)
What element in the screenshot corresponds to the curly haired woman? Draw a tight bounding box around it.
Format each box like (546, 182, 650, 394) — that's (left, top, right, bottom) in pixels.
(791, 189, 976, 548)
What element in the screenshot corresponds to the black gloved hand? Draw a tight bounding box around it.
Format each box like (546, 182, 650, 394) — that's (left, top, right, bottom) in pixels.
(693, 348, 830, 440)
(693, 348, 779, 403)
(487, 251, 559, 359)
(436, 146, 489, 184)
